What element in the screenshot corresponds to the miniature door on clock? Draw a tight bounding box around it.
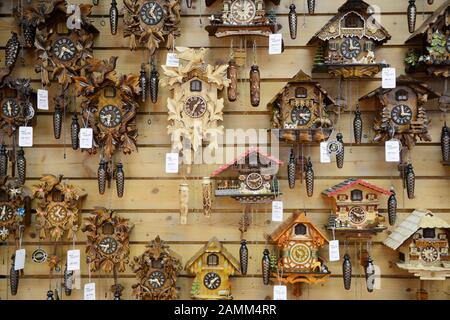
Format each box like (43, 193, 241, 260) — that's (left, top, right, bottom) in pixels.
(268, 69, 337, 143)
(211, 148, 282, 204)
(185, 237, 240, 300)
(405, 2, 450, 77)
(269, 211, 330, 294)
(360, 76, 439, 150)
(322, 178, 392, 236)
(205, 0, 281, 38)
(384, 210, 450, 280)
(307, 0, 391, 78)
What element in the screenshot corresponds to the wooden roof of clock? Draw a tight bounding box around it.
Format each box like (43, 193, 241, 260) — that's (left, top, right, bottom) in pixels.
(205, 0, 280, 6)
(306, 0, 391, 46)
(406, 1, 449, 44)
(321, 178, 392, 197)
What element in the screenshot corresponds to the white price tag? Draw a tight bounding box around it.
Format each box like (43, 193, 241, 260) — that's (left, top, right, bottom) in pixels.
(269, 33, 283, 55)
(37, 89, 49, 110)
(166, 53, 180, 67)
(84, 282, 96, 300)
(382, 68, 396, 89)
(165, 153, 179, 173)
(67, 249, 80, 271)
(328, 240, 340, 262)
(79, 128, 93, 149)
(272, 201, 283, 222)
(273, 285, 287, 300)
(320, 142, 331, 163)
(385, 140, 400, 162)
(18, 127, 33, 147)
(14, 249, 26, 271)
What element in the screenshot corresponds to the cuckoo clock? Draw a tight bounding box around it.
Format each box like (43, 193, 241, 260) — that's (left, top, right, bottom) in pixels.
(322, 178, 392, 237)
(131, 236, 182, 300)
(267, 211, 330, 296)
(307, 0, 391, 78)
(384, 210, 450, 281)
(82, 207, 134, 300)
(73, 57, 141, 198)
(33, 1, 98, 139)
(185, 237, 240, 300)
(162, 47, 230, 169)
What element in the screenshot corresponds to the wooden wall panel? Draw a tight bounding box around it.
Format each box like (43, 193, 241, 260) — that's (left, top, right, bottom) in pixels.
(0, 0, 448, 300)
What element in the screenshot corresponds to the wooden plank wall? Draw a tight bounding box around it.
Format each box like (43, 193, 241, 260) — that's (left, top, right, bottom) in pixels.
(0, 0, 449, 300)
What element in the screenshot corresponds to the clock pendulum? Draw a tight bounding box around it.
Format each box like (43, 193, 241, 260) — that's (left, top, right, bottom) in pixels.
(139, 63, 148, 103)
(407, 0, 417, 33)
(63, 264, 73, 296)
(70, 113, 80, 150)
(342, 252, 352, 290)
(227, 56, 238, 102)
(5, 32, 20, 68)
(405, 163, 415, 199)
(387, 187, 397, 226)
(16, 148, 26, 185)
(441, 123, 450, 163)
(307, 0, 316, 14)
(353, 105, 363, 144)
(110, 0, 119, 35)
(305, 157, 314, 197)
(262, 249, 270, 285)
(288, 4, 297, 40)
(335, 133, 344, 169)
(240, 240, 249, 275)
(10, 254, 20, 296)
(115, 163, 125, 198)
(365, 255, 375, 293)
(150, 61, 159, 103)
(287, 148, 296, 189)
(202, 177, 212, 217)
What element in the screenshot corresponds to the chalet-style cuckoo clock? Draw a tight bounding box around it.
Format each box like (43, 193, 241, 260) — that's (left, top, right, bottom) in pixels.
(162, 47, 230, 170)
(73, 57, 141, 198)
(82, 207, 134, 300)
(131, 236, 182, 300)
(185, 237, 240, 300)
(265, 211, 330, 297)
(307, 0, 391, 78)
(32, 1, 98, 140)
(0, 77, 36, 184)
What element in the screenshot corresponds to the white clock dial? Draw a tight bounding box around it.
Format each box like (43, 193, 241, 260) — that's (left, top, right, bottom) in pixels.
(230, 0, 256, 24)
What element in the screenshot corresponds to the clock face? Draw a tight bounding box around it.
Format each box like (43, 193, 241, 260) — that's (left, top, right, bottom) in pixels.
(48, 204, 68, 223)
(1, 99, 20, 118)
(23, 103, 35, 121)
(291, 106, 312, 126)
(184, 96, 207, 118)
(230, 0, 256, 24)
(340, 37, 362, 59)
(148, 270, 166, 288)
(289, 243, 311, 265)
(98, 236, 118, 255)
(348, 206, 366, 225)
(139, 1, 164, 26)
(245, 172, 263, 190)
(99, 104, 122, 128)
(0, 204, 14, 222)
(203, 272, 221, 290)
(420, 246, 439, 262)
(391, 104, 413, 125)
(52, 37, 76, 62)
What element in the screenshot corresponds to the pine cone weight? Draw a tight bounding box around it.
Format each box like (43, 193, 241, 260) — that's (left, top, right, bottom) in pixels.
(240, 240, 248, 275)
(342, 253, 352, 290)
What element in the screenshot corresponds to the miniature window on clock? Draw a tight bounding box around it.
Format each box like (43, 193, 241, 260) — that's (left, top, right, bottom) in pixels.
(364, 41, 374, 52)
(104, 87, 116, 98)
(294, 223, 307, 236)
(295, 87, 307, 99)
(342, 13, 364, 28)
(152, 259, 162, 268)
(4, 89, 17, 98)
(367, 193, 376, 201)
(338, 194, 347, 201)
(329, 41, 339, 51)
(190, 80, 202, 92)
(395, 89, 408, 101)
(207, 254, 219, 266)
(351, 189, 363, 201)
(57, 23, 69, 35)
(399, 252, 405, 262)
(102, 222, 114, 235)
(423, 228, 435, 239)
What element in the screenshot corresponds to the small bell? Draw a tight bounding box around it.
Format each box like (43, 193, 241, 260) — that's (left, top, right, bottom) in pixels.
(139, 63, 148, 103)
(288, 4, 297, 40)
(365, 256, 375, 293)
(249, 64, 260, 107)
(110, 0, 119, 35)
(64, 264, 73, 296)
(387, 188, 397, 226)
(405, 163, 415, 199)
(287, 148, 296, 189)
(53, 105, 63, 140)
(239, 240, 248, 275)
(97, 160, 107, 195)
(16, 148, 26, 185)
(305, 157, 314, 197)
(0, 144, 8, 176)
(307, 0, 316, 14)
(342, 253, 352, 290)
(336, 133, 344, 169)
(227, 58, 238, 102)
(407, 0, 417, 33)
(46, 290, 54, 300)
(5, 32, 20, 68)
(150, 63, 159, 104)
(353, 106, 363, 144)
(71, 113, 80, 150)
(441, 123, 450, 163)
(10, 255, 19, 296)
(186, 0, 192, 8)
(115, 162, 125, 198)
(262, 249, 270, 285)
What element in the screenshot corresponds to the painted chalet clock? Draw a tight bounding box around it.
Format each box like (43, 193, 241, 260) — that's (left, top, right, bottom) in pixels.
(131, 236, 182, 300)
(307, 0, 391, 78)
(384, 210, 450, 281)
(267, 211, 330, 296)
(185, 237, 240, 300)
(73, 56, 141, 198)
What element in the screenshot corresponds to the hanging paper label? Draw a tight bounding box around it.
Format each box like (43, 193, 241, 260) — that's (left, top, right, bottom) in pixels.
(84, 282, 96, 300)
(272, 201, 283, 222)
(385, 140, 400, 162)
(73, 269, 81, 289)
(269, 34, 282, 55)
(37, 89, 49, 110)
(382, 68, 396, 89)
(166, 53, 180, 67)
(79, 128, 93, 149)
(165, 153, 179, 173)
(273, 285, 287, 300)
(67, 249, 80, 271)
(14, 249, 26, 271)
(320, 142, 331, 163)
(329, 240, 340, 262)
(18, 126, 33, 147)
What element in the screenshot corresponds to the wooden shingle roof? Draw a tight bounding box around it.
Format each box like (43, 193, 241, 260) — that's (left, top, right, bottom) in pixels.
(322, 178, 391, 197)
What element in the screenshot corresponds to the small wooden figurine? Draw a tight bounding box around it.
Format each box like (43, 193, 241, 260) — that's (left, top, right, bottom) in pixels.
(185, 237, 240, 300)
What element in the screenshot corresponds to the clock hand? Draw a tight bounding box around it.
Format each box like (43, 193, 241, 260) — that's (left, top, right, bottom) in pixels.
(0, 206, 6, 218)
(7, 101, 12, 115)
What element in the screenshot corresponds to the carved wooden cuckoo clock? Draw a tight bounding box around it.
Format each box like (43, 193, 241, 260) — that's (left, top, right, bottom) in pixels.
(131, 235, 182, 300)
(82, 207, 134, 300)
(384, 209, 450, 281)
(266, 211, 330, 297)
(162, 47, 230, 169)
(185, 237, 240, 300)
(73, 56, 141, 198)
(307, 0, 391, 78)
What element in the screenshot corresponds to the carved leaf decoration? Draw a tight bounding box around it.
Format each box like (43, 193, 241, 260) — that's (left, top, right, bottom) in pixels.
(206, 64, 230, 88)
(167, 98, 182, 122)
(160, 66, 183, 86)
(72, 76, 95, 96)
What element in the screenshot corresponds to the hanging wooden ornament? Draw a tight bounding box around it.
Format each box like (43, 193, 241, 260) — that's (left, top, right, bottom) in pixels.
(97, 160, 107, 195)
(353, 105, 363, 144)
(150, 62, 159, 104)
(405, 163, 415, 199)
(227, 58, 238, 102)
(0, 145, 7, 176)
(115, 163, 125, 198)
(305, 157, 314, 197)
(407, 0, 417, 34)
(5, 32, 20, 68)
(16, 149, 26, 185)
(202, 177, 212, 217)
(10, 255, 19, 296)
(262, 249, 270, 285)
(63, 264, 73, 296)
(179, 183, 189, 225)
(250, 65, 260, 107)
(53, 105, 63, 140)
(139, 63, 148, 103)
(70, 113, 80, 150)
(336, 133, 344, 169)
(288, 4, 297, 40)
(342, 253, 352, 290)
(239, 240, 248, 275)
(387, 188, 397, 226)
(307, 0, 316, 14)
(365, 256, 375, 292)
(110, 0, 119, 35)
(186, 0, 192, 8)
(441, 123, 450, 163)
(287, 148, 296, 189)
